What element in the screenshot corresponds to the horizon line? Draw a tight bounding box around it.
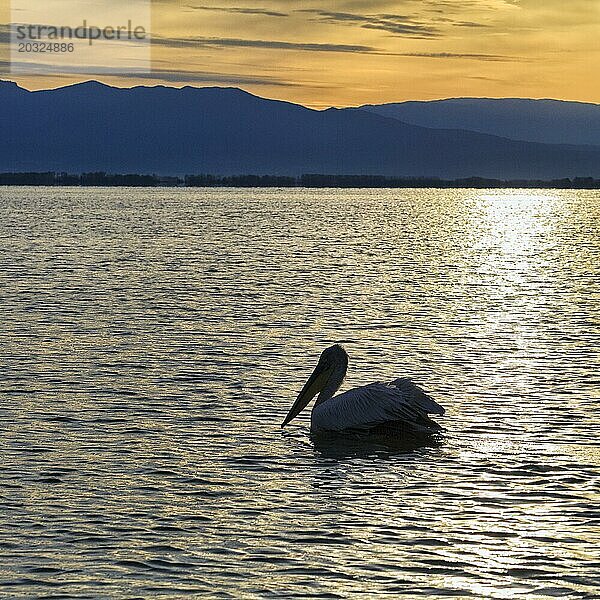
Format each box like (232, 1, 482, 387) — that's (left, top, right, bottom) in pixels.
(1, 171, 599, 190)
(1, 78, 599, 110)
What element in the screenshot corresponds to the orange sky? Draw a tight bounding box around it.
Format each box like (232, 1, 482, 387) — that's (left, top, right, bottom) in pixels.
(3, 0, 600, 107)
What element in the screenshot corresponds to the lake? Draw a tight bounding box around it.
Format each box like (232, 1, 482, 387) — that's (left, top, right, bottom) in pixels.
(1, 187, 598, 598)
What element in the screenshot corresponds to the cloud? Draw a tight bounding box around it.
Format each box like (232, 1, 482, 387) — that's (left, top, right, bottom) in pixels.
(453, 21, 491, 28)
(467, 75, 508, 82)
(116, 66, 298, 86)
(152, 34, 520, 61)
(0, 59, 298, 87)
(431, 17, 491, 27)
(299, 10, 440, 38)
(298, 7, 501, 35)
(395, 52, 516, 61)
(185, 5, 288, 18)
(152, 35, 378, 54)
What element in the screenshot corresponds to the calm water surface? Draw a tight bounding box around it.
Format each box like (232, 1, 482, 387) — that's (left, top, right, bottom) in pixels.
(1, 187, 599, 599)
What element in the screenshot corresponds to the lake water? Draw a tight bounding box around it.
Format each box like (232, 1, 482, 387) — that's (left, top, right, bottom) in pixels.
(1, 187, 599, 599)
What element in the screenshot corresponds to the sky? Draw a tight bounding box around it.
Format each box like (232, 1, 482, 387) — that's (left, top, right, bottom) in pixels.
(2, 0, 600, 107)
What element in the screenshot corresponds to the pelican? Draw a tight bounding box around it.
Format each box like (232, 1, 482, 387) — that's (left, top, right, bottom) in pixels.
(281, 345, 445, 436)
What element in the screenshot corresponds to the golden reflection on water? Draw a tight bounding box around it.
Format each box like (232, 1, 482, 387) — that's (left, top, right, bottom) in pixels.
(0, 187, 598, 598)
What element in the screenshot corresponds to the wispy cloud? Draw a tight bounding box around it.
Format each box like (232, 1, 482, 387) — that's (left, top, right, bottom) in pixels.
(0, 59, 298, 87)
(299, 10, 440, 38)
(298, 8, 500, 36)
(395, 52, 517, 61)
(152, 35, 378, 54)
(431, 16, 491, 27)
(185, 5, 288, 18)
(151, 34, 519, 61)
(1, 22, 517, 64)
(453, 21, 491, 28)
(118, 66, 298, 86)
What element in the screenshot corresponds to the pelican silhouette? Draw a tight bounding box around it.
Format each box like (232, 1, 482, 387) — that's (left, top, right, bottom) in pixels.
(282, 345, 445, 436)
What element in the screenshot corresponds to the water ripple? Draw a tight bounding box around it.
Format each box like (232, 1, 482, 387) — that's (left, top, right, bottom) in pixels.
(0, 187, 598, 598)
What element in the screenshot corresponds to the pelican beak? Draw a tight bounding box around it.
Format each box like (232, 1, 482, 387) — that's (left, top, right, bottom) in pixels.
(281, 362, 332, 427)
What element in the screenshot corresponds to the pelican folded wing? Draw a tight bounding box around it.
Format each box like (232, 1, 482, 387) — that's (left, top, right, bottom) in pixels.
(311, 381, 444, 433)
(388, 378, 445, 415)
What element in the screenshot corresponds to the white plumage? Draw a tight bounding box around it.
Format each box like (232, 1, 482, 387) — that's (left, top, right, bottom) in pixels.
(311, 378, 444, 434)
(282, 345, 445, 437)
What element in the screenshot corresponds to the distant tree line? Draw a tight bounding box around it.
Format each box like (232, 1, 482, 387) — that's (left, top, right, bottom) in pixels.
(0, 172, 159, 186)
(1, 171, 600, 189)
(185, 174, 297, 187)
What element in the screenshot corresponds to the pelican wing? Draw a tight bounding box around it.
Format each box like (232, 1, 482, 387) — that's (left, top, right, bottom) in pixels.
(311, 378, 444, 433)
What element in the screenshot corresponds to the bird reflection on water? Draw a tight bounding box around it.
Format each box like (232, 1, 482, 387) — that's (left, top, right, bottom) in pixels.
(281, 423, 444, 461)
(310, 429, 444, 460)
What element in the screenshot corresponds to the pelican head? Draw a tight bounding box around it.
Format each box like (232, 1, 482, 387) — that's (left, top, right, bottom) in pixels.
(281, 344, 348, 427)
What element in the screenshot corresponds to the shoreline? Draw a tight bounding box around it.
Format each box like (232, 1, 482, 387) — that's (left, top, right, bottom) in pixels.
(1, 172, 599, 189)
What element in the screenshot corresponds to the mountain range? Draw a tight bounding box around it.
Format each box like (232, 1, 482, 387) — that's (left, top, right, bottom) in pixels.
(360, 98, 600, 147)
(1, 80, 599, 179)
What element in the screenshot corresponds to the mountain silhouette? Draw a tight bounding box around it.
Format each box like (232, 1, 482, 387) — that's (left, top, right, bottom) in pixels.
(360, 98, 600, 146)
(1, 81, 599, 178)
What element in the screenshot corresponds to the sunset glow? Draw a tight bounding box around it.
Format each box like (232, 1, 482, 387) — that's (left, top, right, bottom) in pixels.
(4, 0, 600, 107)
